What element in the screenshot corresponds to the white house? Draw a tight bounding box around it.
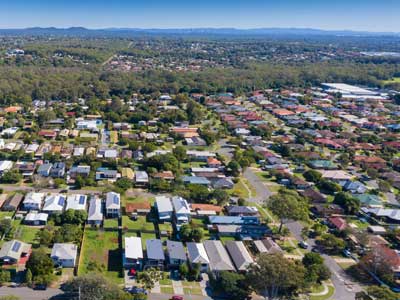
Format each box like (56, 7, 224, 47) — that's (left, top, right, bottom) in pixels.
(0, 160, 13, 175)
(23, 192, 45, 211)
(187, 242, 210, 272)
(171, 196, 191, 226)
(66, 194, 87, 211)
(87, 197, 103, 226)
(42, 194, 66, 214)
(105, 192, 120, 218)
(155, 196, 173, 221)
(51, 243, 78, 267)
(124, 236, 143, 270)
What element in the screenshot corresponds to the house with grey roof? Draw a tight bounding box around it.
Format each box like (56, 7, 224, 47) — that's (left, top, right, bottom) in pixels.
(37, 163, 52, 177)
(23, 192, 45, 211)
(166, 240, 186, 267)
(225, 241, 254, 271)
(24, 211, 48, 226)
(0, 240, 31, 264)
(51, 243, 78, 267)
(187, 242, 209, 272)
(135, 171, 149, 187)
(87, 197, 103, 226)
(105, 192, 120, 218)
(203, 240, 235, 273)
(145, 239, 165, 270)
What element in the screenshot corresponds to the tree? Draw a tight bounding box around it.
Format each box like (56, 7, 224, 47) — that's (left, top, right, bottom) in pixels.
(114, 177, 132, 191)
(333, 192, 360, 214)
(0, 219, 12, 236)
(303, 170, 322, 183)
(246, 253, 306, 300)
(63, 273, 131, 300)
(318, 233, 345, 255)
(137, 268, 163, 290)
(0, 270, 11, 285)
(267, 189, 308, 233)
(317, 179, 342, 195)
(212, 271, 250, 300)
(212, 189, 229, 205)
(191, 227, 204, 242)
(302, 253, 331, 284)
(366, 285, 398, 300)
(36, 226, 55, 246)
(0, 170, 22, 184)
(179, 263, 189, 279)
(227, 161, 241, 177)
(26, 248, 54, 281)
(53, 224, 82, 244)
(172, 146, 187, 162)
(24, 269, 32, 285)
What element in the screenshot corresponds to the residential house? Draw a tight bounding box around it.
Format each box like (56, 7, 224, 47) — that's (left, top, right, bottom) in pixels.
(262, 238, 283, 254)
(0, 160, 13, 175)
(225, 241, 254, 272)
(69, 165, 91, 179)
(42, 194, 66, 214)
(145, 239, 165, 270)
(328, 216, 347, 231)
(95, 168, 120, 181)
(203, 240, 235, 273)
(105, 192, 121, 218)
(51, 243, 78, 267)
(23, 192, 45, 211)
(37, 163, 52, 177)
(24, 211, 48, 225)
(156, 196, 173, 221)
(0, 240, 31, 264)
(135, 171, 149, 187)
(166, 240, 186, 267)
(65, 194, 87, 211)
(2, 193, 23, 211)
(209, 216, 260, 225)
(50, 162, 66, 178)
(172, 196, 191, 226)
(226, 206, 259, 216)
(123, 236, 143, 270)
(87, 197, 103, 226)
(186, 242, 210, 272)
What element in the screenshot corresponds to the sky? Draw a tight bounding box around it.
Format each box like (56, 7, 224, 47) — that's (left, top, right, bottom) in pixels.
(0, 0, 399, 32)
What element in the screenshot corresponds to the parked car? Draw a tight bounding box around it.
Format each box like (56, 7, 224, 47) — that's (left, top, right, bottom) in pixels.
(171, 296, 184, 300)
(343, 249, 352, 258)
(126, 287, 148, 295)
(299, 241, 309, 249)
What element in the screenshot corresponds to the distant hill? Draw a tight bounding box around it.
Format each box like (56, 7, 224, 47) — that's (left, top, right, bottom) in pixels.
(0, 27, 398, 38)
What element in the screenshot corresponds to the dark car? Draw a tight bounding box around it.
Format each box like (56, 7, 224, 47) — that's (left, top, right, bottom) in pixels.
(126, 287, 147, 295)
(171, 296, 184, 300)
(33, 284, 47, 290)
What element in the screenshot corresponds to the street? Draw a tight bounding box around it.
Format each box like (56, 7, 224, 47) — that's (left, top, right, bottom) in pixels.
(217, 138, 362, 299)
(0, 287, 62, 300)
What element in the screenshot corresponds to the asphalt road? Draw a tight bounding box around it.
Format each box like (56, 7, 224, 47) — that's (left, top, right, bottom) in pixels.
(287, 220, 362, 299)
(0, 287, 62, 300)
(216, 139, 362, 298)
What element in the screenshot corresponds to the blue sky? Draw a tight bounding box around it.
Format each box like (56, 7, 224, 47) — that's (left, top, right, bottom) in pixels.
(0, 0, 399, 32)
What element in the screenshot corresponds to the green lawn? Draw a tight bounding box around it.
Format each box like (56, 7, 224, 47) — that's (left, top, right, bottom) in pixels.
(183, 287, 203, 295)
(104, 218, 119, 229)
(0, 211, 14, 219)
(160, 286, 174, 294)
(219, 236, 236, 244)
(79, 228, 122, 284)
(158, 222, 173, 233)
(15, 225, 40, 245)
(122, 216, 155, 232)
(182, 281, 201, 288)
(230, 180, 250, 199)
(140, 232, 157, 249)
(310, 285, 335, 300)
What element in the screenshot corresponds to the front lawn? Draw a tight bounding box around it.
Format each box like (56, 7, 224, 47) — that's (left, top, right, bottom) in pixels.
(160, 286, 174, 294)
(104, 218, 119, 229)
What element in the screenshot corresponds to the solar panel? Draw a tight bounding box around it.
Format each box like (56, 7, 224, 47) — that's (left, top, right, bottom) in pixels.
(113, 195, 119, 205)
(12, 241, 21, 252)
(58, 196, 65, 206)
(79, 195, 85, 205)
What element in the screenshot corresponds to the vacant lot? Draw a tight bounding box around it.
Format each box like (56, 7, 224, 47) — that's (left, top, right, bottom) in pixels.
(79, 228, 122, 284)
